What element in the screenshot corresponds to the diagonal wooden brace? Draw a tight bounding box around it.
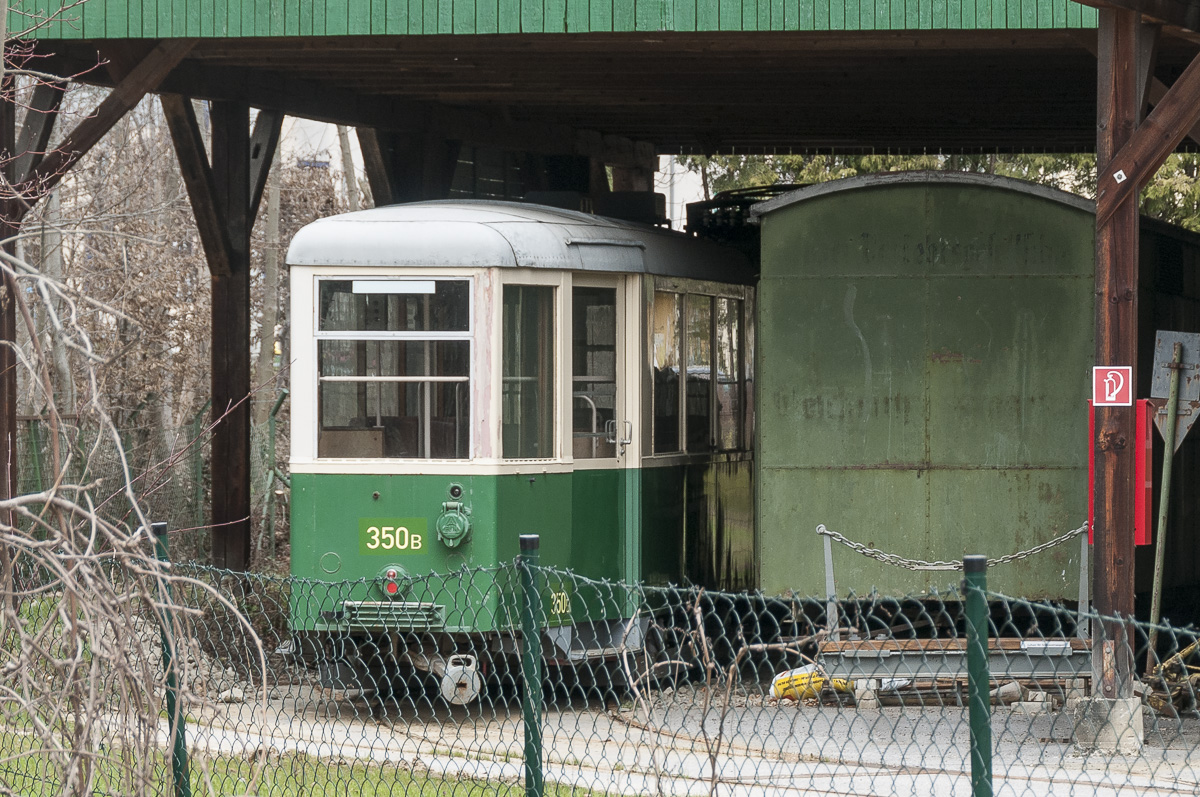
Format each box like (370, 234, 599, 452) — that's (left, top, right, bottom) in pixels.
(1097, 44, 1200, 228)
(13, 79, 66, 185)
(17, 39, 195, 217)
(249, 109, 283, 222)
(161, 94, 234, 278)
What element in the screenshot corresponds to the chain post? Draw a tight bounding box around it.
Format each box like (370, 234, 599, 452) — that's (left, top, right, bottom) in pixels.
(964, 554, 992, 797)
(147, 522, 191, 797)
(518, 534, 544, 797)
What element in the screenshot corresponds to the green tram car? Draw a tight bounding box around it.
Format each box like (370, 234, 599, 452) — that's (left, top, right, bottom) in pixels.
(286, 201, 756, 700)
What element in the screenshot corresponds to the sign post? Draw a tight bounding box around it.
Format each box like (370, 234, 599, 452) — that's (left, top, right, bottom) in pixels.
(1146, 331, 1200, 673)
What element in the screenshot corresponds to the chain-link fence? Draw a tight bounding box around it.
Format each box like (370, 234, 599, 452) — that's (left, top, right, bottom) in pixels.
(3, 540, 1200, 796)
(15, 397, 289, 569)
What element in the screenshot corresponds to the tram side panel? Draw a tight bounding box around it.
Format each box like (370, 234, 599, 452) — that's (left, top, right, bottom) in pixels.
(639, 276, 758, 593)
(639, 459, 755, 591)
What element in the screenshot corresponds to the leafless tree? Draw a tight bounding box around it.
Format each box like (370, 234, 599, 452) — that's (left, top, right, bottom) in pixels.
(0, 22, 348, 791)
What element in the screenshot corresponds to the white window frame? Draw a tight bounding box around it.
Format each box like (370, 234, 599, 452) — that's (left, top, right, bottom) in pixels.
(299, 270, 476, 466)
(493, 269, 567, 463)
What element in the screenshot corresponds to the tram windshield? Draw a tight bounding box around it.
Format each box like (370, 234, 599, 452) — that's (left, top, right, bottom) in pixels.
(315, 278, 471, 459)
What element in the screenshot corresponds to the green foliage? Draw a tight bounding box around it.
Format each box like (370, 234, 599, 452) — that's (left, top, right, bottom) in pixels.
(679, 153, 1200, 231)
(1141, 154, 1200, 232)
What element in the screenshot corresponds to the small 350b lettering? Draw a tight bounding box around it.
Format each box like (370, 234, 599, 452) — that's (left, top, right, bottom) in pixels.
(359, 518, 427, 555)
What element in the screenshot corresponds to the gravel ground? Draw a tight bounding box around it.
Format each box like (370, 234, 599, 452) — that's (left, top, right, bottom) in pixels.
(171, 677, 1200, 796)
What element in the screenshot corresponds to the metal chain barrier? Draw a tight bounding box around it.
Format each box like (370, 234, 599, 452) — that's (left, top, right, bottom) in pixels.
(816, 521, 1090, 571)
(4, 543, 1200, 796)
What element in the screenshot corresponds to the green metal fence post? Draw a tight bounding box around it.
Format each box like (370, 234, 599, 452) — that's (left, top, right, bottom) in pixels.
(149, 522, 191, 797)
(519, 534, 544, 797)
(27, 419, 45, 494)
(266, 389, 288, 560)
(191, 400, 211, 534)
(964, 554, 992, 797)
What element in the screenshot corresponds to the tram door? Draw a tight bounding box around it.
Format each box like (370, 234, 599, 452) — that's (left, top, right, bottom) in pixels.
(571, 278, 631, 583)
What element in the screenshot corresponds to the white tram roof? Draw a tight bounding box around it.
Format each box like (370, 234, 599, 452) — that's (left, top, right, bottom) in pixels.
(286, 200, 754, 284)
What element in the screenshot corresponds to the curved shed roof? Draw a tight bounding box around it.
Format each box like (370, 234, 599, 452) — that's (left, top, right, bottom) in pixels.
(287, 200, 754, 284)
(749, 171, 1095, 218)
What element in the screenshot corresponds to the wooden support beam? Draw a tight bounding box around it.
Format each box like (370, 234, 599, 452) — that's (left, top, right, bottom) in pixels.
(1096, 45, 1200, 227)
(119, 61, 663, 168)
(161, 95, 234, 278)
(13, 80, 66, 185)
(1076, 0, 1200, 32)
(1074, 25, 1200, 149)
(248, 109, 282, 221)
(1146, 77, 1200, 145)
(1136, 23, 1160, 117)
(208, 100, 252, 573)
(1094, 7, 1142, 701)
(163, 95, 272, 569)
(356, 128, 394, 206)
(19, 39, 194, 215)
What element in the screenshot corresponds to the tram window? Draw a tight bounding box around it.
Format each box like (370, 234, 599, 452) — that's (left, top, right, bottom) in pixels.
(716, 298, 742, 451)
(318, 279, 469, 332)
(317, 339, 470, 458)
(651, 291, 682, 454)
(503, 286, 556, 458)
(573, 287, 617, 459)
(686, 294, 714, 453)
(315, 277, 471, 460)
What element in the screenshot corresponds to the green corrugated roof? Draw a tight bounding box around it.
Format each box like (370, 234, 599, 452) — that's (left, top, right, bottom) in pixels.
(11, 0, 1097, 38)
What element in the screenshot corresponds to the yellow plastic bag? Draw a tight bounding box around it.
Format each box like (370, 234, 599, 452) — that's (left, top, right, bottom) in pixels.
(770, 663, 854, 700)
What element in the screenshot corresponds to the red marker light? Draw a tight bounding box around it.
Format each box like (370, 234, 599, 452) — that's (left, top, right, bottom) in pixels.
(386, 569, 397, 579)
(386, 581, 399, 595)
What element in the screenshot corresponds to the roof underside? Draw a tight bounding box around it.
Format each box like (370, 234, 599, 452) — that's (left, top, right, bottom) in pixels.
(18, 0, 1200, 154)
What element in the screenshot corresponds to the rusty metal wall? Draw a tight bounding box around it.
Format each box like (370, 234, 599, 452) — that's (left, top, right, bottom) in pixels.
(755, 175, 1096, 598)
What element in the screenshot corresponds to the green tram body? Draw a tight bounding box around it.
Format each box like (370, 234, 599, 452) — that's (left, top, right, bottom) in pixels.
(285, 201, 756, 693)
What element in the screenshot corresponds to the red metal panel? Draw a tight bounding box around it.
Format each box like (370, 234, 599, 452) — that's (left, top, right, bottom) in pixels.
(1136, 398, 1153, 546)
(1089, 399, 1095, 544)
(1089, 398, 1153, 546)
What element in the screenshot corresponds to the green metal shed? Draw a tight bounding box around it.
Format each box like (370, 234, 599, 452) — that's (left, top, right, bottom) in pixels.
(753, 172, 1098, 599)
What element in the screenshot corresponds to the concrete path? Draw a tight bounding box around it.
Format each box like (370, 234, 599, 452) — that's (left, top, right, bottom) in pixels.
(166, 681, 1200, 796)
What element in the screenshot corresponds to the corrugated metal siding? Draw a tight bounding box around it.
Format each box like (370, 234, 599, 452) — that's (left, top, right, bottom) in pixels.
(13, 0, 1097, 38)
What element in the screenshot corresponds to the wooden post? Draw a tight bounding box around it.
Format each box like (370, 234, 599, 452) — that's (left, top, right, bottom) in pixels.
(1093, 7, 1141, 700)
(209, 101, 252, 572)
(356, 128, 394, 206)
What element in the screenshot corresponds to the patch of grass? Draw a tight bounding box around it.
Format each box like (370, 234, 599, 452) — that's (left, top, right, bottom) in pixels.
(0, 729, 616, 796)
